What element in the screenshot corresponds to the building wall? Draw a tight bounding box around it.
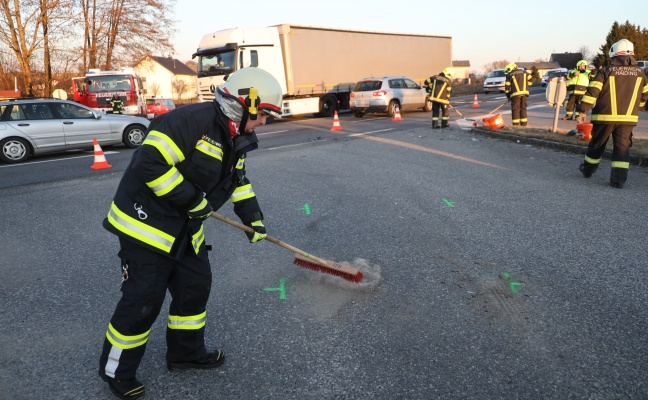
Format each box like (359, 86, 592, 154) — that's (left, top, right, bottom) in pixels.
(134, 58, 197, 100)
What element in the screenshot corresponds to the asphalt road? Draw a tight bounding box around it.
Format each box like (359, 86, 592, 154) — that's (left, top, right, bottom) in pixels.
(1, 99, 647, 399)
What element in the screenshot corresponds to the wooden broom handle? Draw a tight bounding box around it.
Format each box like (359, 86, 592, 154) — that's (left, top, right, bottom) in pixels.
(210, 212, 329, 266)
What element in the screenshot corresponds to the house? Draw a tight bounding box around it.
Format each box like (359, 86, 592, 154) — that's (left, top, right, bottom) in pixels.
(550, 52, 584, 70)
(517, 61, 562, 77)
(134, 56, 196, 101)
(452, 60, 471, 82)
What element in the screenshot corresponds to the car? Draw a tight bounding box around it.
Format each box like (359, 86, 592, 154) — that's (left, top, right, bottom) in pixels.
(145, 97, 175, 119)
(349, 75, 432, 118)
(0, 98, 149, 163)
(541, 68, 569, 87)
(483, 69, 507, 94)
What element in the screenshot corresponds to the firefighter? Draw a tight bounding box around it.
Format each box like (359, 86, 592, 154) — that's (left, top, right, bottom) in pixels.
(562, 60, 592, 120)
(504, 63, 532, 126)
(110, 93, 124, 114)
(98, 67, 283, 399)
(424, 67, 454, 129)
(577, 39, 648, 188)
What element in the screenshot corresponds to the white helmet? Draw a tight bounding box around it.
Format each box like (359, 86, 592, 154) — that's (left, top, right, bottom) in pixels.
(609, 39, 634, 58)
(217, 67, 283, 120)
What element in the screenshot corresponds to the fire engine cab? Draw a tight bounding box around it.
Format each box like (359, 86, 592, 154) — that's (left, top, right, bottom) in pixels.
(72, 68, 147, 116)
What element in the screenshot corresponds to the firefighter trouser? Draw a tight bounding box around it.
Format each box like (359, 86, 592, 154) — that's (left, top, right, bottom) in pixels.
(510, 95, 528, 126)
(582, 124, 634, 185)
(431, 102, 449, 127)
(99, 238, 211, 379)
(565, 94, 583, 118)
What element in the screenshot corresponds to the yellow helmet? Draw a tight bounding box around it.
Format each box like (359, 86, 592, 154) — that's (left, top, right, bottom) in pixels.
(218, 67, 283, 120)
(442, 67, 455, 79)
(504, 63, 518, 73)
(576, 60, 588, 68)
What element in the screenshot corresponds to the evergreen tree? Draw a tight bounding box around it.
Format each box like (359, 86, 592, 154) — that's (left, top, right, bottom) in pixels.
(593, 21, 648, 67)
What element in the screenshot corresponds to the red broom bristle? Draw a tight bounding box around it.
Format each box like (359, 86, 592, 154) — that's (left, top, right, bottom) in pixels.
(293, 257, 364, 283)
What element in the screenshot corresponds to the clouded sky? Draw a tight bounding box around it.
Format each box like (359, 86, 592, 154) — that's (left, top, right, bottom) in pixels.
(170, 0, 647, 74)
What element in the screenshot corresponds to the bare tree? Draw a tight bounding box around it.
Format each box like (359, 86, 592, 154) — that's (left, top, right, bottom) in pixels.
(171, 78, 187, 100)
(483, 60, 509, 72)
(578, 46, 592, 63)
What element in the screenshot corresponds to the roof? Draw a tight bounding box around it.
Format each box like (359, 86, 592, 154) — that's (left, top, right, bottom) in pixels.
(142, 56, 195, 76)
(452, 60, 470, 67)
(0, 90, 21, 100)
(517, 61, 561, 70)
(550, 53, 584, 69)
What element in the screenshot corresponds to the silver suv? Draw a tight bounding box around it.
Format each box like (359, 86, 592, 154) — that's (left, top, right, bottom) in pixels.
(350, 75, 432, 118)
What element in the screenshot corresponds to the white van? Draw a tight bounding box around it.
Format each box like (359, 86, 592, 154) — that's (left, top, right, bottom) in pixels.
(483, 69, 506, 94)
(541, 68, 568, 87)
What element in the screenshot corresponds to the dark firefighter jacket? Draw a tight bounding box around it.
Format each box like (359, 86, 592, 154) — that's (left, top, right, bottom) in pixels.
(424, 75, 452, 104)
(578, 56, 648, 125)
(110, 98, 123, 113)
(505, 70, 532, 98)
(567, 69, 592, 95)
(103, 101, 263, 258)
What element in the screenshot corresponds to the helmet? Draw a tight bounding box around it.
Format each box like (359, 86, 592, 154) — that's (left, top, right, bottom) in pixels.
(609, 39, 634, 57)
(576, 60, 588, 68)
(504, 63, 518, 73)
(217, 67, 283, 121)
(442, 67, 455, 79)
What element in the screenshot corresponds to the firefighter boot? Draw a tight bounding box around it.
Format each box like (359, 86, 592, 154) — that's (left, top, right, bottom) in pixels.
(609, 168, 627, 189)
(167, 350, 225, 371)
(441, 121, 449, 128)
(432, 121, 440, 129)
(99, 372, 145, 400)
(579, 162, 597, 178)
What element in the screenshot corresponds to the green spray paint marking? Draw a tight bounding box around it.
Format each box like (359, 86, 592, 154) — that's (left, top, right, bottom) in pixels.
(443, 199, 456, 208)
(298, 203, 311, 215)
(502, 273, 523, 294)
(263, 278, 286, 300)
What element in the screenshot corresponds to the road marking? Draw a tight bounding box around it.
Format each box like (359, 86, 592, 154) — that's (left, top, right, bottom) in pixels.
(0, 151, 119, 168)
(263, 278, 286, 300)
(257, 130, 288, 136)
(298, 203, 311, 214)
(443, 198, 456, 207)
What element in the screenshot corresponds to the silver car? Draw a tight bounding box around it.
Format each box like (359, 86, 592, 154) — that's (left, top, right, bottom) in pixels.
(350, 75, 432, 118)
(0, 99, 149, 163)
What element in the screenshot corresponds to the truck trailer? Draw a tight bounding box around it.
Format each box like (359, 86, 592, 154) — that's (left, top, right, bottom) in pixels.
(192, 24, 452, 118)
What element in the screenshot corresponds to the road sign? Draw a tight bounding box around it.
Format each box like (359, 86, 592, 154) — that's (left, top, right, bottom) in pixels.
(546, 78, 567, 107)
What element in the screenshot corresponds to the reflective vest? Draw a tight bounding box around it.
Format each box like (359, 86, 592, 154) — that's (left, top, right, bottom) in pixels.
(424, 75, 452, 104)
(505, 70, 532, 98)
(103, 102, 263, 258)
(578, 57, 648, 124)
(567, 69, 591, 95)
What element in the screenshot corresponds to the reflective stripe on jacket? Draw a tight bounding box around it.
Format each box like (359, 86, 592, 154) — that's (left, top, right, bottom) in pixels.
(578, 57, 648, 125)
(424, 75, 452, 104)
(567, 69, 592, 95)
(505, 70, 531, 97)
(103, 102, 263, 257)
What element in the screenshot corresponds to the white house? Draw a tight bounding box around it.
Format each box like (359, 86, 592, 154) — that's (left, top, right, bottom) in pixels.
(134, 56, 196, 101)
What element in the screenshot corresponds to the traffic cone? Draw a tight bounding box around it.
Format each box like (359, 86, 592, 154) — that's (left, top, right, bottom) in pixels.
(90, 138, 112, 170)
(330, 110, 343, 131)
(472, 94, 480, 108)
(392, 105, 403, 122)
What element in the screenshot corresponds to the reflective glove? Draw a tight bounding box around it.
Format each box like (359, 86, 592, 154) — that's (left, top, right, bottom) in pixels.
(576, 114, 587, 124)
(187, 198, 212, 219)
(245, 220, 267, 243)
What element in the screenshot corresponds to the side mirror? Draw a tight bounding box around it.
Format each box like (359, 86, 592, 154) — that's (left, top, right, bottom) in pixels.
(93, 110, 103, 119)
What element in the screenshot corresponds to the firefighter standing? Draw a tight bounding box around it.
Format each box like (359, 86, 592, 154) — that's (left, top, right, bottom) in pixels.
(98, 68, 283, 399)
(504, 63, 532, 126)
(424, 67, 454, 129)
(110, 93, 124, 114)
(562, 60, 592, 120)
(577, 39, 648, 188)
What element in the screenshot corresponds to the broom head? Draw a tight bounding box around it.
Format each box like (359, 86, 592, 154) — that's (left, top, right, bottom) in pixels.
(293, 253, 364, 283)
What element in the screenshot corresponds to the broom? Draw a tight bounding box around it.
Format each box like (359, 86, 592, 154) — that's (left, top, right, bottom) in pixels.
(210, 212, 364, 283)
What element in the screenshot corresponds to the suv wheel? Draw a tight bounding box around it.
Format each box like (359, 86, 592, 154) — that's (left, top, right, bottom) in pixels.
(387, 100, 399, 118)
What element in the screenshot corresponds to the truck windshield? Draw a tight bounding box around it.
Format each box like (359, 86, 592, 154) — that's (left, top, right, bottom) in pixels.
(85, 75, 133, 92)
(199, 50, 236, 77)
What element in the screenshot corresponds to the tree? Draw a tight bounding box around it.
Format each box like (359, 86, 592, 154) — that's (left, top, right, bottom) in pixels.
(577, 46, 592, 63)
(592, 21, 648, 67)
(171, 78, 187, 101)
(483, 60, 509, 72)
(530, 66, 540, 82)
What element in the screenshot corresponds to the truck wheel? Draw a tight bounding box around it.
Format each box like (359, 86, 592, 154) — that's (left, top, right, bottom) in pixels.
(316, 95, 337, 118)
(353, 111, 365, 118)
(387, 100, 399, 118)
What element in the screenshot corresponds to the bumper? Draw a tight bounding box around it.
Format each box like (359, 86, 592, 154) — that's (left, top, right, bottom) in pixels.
(350, 99, 388, 113)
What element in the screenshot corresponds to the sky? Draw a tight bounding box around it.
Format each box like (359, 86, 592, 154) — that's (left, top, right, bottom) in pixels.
(170, 0, 647, 75)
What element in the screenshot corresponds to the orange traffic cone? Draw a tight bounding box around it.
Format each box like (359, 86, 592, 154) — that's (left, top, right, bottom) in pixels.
(472, 94, 480, 108)
(392, 105, 403, 122)
(90, 138, 112, 170)
(330, 110, 343, 131)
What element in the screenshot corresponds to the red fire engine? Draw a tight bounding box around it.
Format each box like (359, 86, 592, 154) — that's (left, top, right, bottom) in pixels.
(72, 68, 147, 116)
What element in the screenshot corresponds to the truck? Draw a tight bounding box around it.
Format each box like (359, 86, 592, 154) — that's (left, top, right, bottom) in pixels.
(192, 24, 452, 118)
(72, 68, 147, 117)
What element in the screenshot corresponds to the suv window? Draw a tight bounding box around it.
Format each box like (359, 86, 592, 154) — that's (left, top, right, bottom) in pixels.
(353, 81, 382, 91)
(388, 79, 406, 89)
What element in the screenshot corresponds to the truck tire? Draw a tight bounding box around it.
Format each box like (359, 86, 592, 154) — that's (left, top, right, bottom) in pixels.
(315, 94, 337, 118)
(353, 111, 365, 118)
